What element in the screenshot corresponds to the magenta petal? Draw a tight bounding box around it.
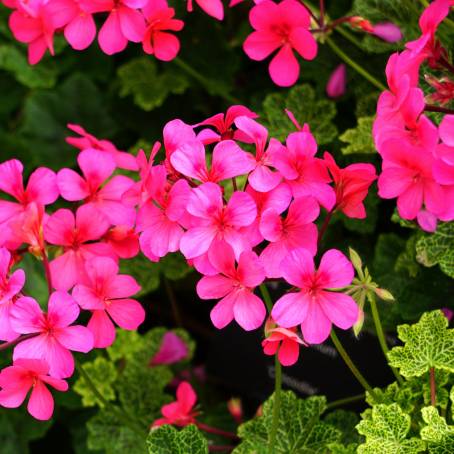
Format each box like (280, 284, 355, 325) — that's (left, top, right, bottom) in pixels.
(210, 293, 235, 329)
(232, 290, 266, 331)
(98, 11, 127, 54)
(180, 227, 216, 259)
(54, 325, 94, 353)
(272, 292, 309, 328)
(196, 275, 234, 300)
(151, 332, 189, 365)
(289, 27, 317, 60)
(153, 31, 180, 61)
(278, 338, 299, 366)
(243, 30, 280, 61)
(87, 310, 116, 348)
(47, 291, 80, 328)
(300, 301, 332, 344)
(317, 249, 354, 289)
(269, 45, 300, 87)
(65, 13, 96, 50)
(10, 297, 44, 334)
(27, 380, 54, 421)
(107, 298, 145, 330)
(318, 291, 358, 330)
(118, 6, 145, 42)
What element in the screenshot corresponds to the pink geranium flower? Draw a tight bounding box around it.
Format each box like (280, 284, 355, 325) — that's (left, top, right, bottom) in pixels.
(0, 358, 68, 420)
(153, 381, 199, 427)
(259, 196, 319, 278)
(57, 149, 135, 226)
(83, 0, 148, 54)
(0, 248, 25, 341)
(262, 324, 306, 366)
(11, 292, 94, 378)
(66, 124, 138, 171)
(195, 105, 258, 144)
(243, 0, 317, 86)
(150, 332, 189, 366)
(186, 0, 224, 20)
(103, 225, 140, 259)
(180, 182, 257, 261)
(196, 242, 266, 331)
(72, 257, 144, 348)
(170, 139, 254, 184)
(433, 115, 454, 185)
(271, 248, 358, 344)
(137, 175, 190, 259)
(234, 116, 283, 192)
(0, 159, 58, 227)
(324, 152, 377, 219)
(272, 129, 336, 210)
(44, 204, 115, 290)
(142, 0, 184, 61)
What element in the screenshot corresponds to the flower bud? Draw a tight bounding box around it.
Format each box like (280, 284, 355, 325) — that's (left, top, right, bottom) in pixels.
(372, 22, 403, 43)
(374, 287, 395, 302)
(348, 247, 363, 276)
(326, 64, 347, 98)
(227, 398, 243, 424)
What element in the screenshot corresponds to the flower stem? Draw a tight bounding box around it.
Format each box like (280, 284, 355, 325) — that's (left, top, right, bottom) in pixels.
(41, 247, 53, 296)
(326, 393, 365, 410)
(173, 57, 241, 104)
(0, 333, 38, 351)
(76, 362, 145, 436)
(164, 277, 183, 327)
(368, 294, 404, 385)
(259, 283, 273, 313)
(317, 210, 333, 249)
(209, 446, 235, 452)
(330, 330, 379, 402)
(196, 422, 239, 441)
(424, 104, 454, 114)
(325, 37, 387, 91)
(269, 355, 282, 453)
(430, 367, 436, 406)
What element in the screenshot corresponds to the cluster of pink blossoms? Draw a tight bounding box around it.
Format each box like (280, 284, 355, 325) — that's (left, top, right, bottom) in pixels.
(2, 0, 401, 86)
(374, 0, 454, 232)
(0, 103, 380, 419)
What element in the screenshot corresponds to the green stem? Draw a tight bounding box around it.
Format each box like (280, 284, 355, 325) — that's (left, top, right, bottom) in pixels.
(325, 37, 386, 91)
(326, 393, 365, 410)
(259, 283, 273, 313)
(430, 367, 436, 407)
(330, 330, 379, 402)
(335, 26, 365, 51)
(76, 362, 144, 436)
(173, 57, 241, 104)
(269, 355, 282, 453)
(369, 294, 404, 385)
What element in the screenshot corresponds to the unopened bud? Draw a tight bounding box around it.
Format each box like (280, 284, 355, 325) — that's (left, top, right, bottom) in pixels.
(374, 287, 395, 302)
(227, 398, 243, 424)
(349, 247, 363, 276)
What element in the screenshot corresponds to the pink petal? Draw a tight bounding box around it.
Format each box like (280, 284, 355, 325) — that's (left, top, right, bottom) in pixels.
(248, 164, 282, 192)
(210, 293, 235, 329)
(317, 249, 354, 289)
(197, 275, 234, 299)
(106, 298, 145, 330)
(243, 30, 281, 61)
(259, 209, 283, 242)
(280, 248, 315, 288)
(57, 169, 90, 201)
(180, 226, 217, 259)
(106, 274, 141, 299)
(300, 300, 332, 344)
(272, 292, 310, 328)
(259, 241, 288, 278)
(87, 310, 116, 348)
(151, 332, 189, 365)
(439, 115, 454, 146)
(195, 0, 224, 20)
(177, 381, 197, 412)
(98, 11, 127, 54)
(78, 149, 116, 188)
(49, 251, 80, 291)
(269, 45, 300, 87)
(289, 27, 317, 60)
(44, 209, 75, 246)
(47, 291, 80, 328)
(278, 338, 300, 366)
(170, 140, 207, 181)
(26, 168, 59, 206)
(118, 6, 146, 42)
(153, 31, 180, 61)
(206, 240, 236, 276)
(54, 325, 93, 353)
(76, 204, 111, 242)
(187, 182, 223, 219)
(397, 184, 423, 219)
(226, 192, 257, 227)
(65, 13, 97, 50)
(10, 297, 44, 334)
(211, 140, 254, 181)
(27, 380, 54, 420)
(232, 289, 266, 331)
(237, 251, 265, 287)
(319, 291, 358, 330)
(326, 64, 347, 98)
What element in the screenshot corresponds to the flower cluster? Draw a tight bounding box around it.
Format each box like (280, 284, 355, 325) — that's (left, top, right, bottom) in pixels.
(0, 102, 381, 419)
(374, 0, 454, 232)
(2, 0, 401, 86)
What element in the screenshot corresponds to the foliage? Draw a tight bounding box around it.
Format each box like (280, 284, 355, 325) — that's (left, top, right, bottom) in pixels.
(147, 425, 208, 454)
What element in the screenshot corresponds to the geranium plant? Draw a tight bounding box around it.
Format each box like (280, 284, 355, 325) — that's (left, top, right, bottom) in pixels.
(0, 0, 453, 453)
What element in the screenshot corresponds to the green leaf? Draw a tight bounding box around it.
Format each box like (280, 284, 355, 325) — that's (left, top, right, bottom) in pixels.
(415, 223, 454, 278)
(233, 392, 341, 453)
(262, 84, 337, 144)
(87, 410, 147, 454)
(73, 357, 118, 407)
(420, 406, 454, 454)
(147, 425, 208, 454)
(356, 403, 425, 453)
(119, 253, 160, 297)
(324, 410, 363, 445)
(118, 58, 189, 111)
(327, 442, 359, 454)
(0, 45, 57, 89)
(387, 310, 454, 378)
(107, 330, 144, 362)
(160, 254, 192, 281)
(339, 116, 376, 155)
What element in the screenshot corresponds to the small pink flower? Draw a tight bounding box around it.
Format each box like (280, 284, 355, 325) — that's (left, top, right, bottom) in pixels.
(271, 248, 358, 344)
(0, 358, 68, 421)
(66, 124, 138, 171)
(243, 0, 317, 86)
(195, 105, 258, 144)
(11, 292, 94, 378)
(262, 325, 306, 366)
(150, 332, 189, 366)
(57, 149, 135, 226)
(326, 64, 347, 98)
(0, 248, 25, 341)
(324, 152, 377, 219)
(142, 0, 184, 61)
(259, 196, 319, 278)
(186, 0, 224, 20)
(170, 139, 254, 184)
(72, 257, 144, 348)
(44, 204, 115, 290)
(153, 381, 198, 427)
(197, 242, 266, 331)
(180, 182, 257, 261)
(0, 159, 58, 227)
